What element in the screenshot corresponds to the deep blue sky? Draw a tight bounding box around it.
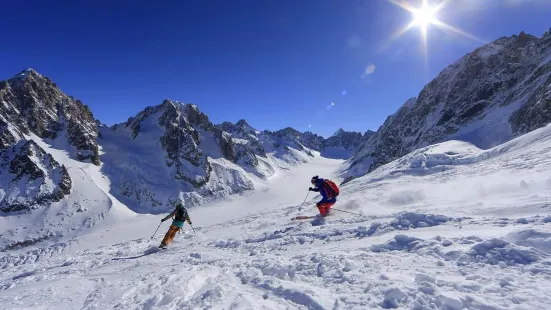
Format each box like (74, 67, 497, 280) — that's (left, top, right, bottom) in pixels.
(1, 0, 549, 137)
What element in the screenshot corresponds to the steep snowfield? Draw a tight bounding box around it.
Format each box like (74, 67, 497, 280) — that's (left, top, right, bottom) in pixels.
(347, 30, 551, 179)
(2, 125, 551, 309)
(0, 132, 135, 250)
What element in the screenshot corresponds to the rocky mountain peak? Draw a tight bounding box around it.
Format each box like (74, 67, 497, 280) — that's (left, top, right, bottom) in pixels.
(235, 119, 249, 127)
(517, 30, 533, 39)
(182, 103, 212, 130)
(363, 129, 376, 137)
(346, 30, 551, 180)
(235, 119, 257, 133)
(277, 127, 301, 136)
(1, 69, 100, 165)
(514, 31, 538, 46)
(8, 68, 56, 94)
(11, 68, 42, 82)
(332, 128, 346, 136)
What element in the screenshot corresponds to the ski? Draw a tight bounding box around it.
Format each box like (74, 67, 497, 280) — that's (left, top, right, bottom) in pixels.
(291, 215, 316, 220)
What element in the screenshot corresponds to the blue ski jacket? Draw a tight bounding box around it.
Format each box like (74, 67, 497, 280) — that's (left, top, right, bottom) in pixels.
(311, 178, 337, 204)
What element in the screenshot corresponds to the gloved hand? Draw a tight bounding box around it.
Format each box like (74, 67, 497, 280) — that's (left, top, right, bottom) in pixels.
(309, 187, 314, 191)
(189, 221, 192, 225)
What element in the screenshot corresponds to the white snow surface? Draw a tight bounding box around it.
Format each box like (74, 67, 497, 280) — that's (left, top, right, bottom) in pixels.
(2, 125, 551, 309)
(0, 132, 135, 250)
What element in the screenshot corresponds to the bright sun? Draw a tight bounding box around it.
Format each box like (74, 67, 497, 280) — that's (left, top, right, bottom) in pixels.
(411, 2, 437, 29)
(388, 0, 444, 47)
(386, 0, 484, 68)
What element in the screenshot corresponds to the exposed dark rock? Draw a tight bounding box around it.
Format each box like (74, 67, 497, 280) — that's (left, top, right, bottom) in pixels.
(0, 140, 72, 213)
(348, 29, 551, 178)
(0, 68, 100, 165)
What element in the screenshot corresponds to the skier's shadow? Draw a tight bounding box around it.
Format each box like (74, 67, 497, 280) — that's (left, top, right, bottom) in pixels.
(111, 247, 163, 261)
(112, 253, 149, 260)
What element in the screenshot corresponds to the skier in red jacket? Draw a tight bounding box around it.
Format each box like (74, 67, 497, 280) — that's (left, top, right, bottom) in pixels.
(309, 175, 339, 217)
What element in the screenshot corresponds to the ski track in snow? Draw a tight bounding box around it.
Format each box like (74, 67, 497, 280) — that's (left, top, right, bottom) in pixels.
(3, 127, 551, 309)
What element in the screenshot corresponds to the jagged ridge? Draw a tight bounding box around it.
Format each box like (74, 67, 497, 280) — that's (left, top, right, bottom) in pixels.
(346, 29, 551, 180)
(0, 68, 100, 165)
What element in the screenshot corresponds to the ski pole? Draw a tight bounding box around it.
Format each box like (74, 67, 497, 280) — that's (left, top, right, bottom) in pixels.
(331, 208, 362, 216)
(190, 223, 197, 236)
(298, 191, 310, 211)
(150, 222, 162, 239)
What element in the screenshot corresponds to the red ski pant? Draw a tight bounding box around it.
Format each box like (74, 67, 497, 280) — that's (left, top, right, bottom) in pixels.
(316, 200, 335, 216)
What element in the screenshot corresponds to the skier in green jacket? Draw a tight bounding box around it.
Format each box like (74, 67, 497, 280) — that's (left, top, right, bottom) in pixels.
(159, 203, 192, 248)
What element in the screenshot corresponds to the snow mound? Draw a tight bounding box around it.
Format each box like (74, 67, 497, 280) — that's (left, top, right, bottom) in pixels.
(466, 238, 544, 266)
(356, 212, 453, 238)
(0, 242, 68, 269)
(351, 122, 551, 185)
(214, 238, 242, 248)
(397, 141, 479, 173)
(363, 140, 481, 181)
(504, 229, 551, 254)
(393, 212, 451, 228)
(369, 232, 549, 269)
(380, 287, 408, 309)
(371, 234, 426, 253)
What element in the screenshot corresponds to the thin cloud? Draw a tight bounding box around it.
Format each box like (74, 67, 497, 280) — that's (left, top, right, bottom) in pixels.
(341, 90, 348, 96)
(361, 64, 376, 78)
(365, 64, 376, 75)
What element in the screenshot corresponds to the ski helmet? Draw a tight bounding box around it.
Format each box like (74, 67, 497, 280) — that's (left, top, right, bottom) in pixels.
(311, 175, 319, 184)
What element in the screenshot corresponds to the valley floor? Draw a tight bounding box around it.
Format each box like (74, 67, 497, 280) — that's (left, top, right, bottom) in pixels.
(2, 126, 551, 309)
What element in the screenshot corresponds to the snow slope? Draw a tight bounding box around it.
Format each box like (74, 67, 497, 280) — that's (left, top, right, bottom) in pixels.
(347, 30, 551, 179)
(2, 125, 551, 309)
(0, 132, 135, 250)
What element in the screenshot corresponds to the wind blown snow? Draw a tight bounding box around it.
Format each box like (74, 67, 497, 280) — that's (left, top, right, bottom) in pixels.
(2, 125, 551, 309)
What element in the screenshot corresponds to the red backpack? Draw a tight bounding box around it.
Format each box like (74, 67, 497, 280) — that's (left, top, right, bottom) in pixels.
(323, 179, 340, 198)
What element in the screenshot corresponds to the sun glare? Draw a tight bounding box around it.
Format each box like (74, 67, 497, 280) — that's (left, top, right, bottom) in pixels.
(385, 0, 485, 70)
(411, 2, 437, 29)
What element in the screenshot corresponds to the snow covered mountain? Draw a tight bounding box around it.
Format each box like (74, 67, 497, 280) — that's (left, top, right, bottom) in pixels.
(2, 118, 551, 309)
(98, 101, 364, 212)
(322, 128, 373, 159)
(0, 67, 364, 224)
(217, 121, 367, 161)
(1, 69, 100, 165)
(3, 35, 551, 307)
(217, 122, 324, 157)
(98, 100, 280, 212)
(96, 103, 367, 211)
(346, 29, 551, 180)
(0, 69, 99, 213)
